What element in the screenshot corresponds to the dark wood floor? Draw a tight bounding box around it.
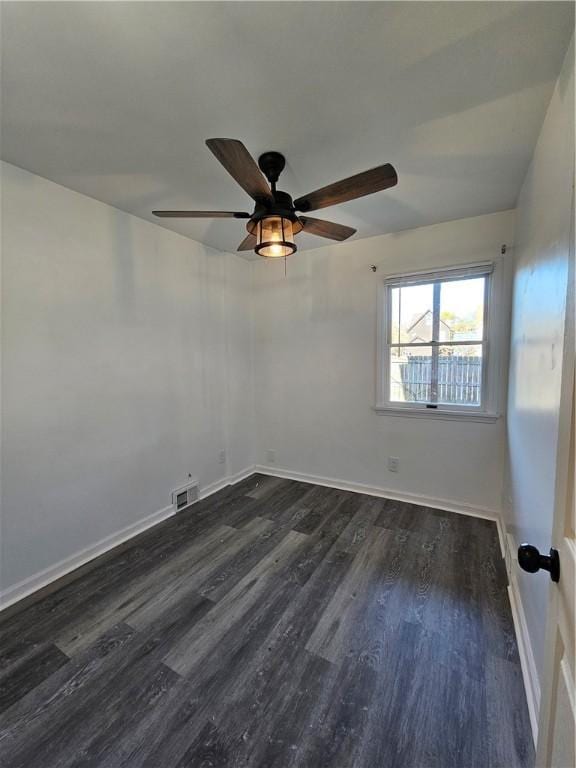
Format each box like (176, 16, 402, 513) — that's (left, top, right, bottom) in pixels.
(0, 474, 533, 768)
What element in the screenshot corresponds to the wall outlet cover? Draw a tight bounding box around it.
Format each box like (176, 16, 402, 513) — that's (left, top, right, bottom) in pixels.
(387, 457, 400, 472)
(266, 449, 276, 464)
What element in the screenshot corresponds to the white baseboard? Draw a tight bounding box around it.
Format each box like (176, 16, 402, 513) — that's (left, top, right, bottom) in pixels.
(0, 466, 256, 613)
(253, 464, 501, 522)
(503, 532, 541, 745)
(199, 466, 255, 500)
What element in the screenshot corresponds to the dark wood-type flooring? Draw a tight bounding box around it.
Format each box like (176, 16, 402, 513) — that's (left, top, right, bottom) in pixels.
(0, 475, 534, 767)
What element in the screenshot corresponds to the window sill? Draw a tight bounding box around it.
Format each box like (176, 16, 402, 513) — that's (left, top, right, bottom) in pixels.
(372, 405, 500, 423)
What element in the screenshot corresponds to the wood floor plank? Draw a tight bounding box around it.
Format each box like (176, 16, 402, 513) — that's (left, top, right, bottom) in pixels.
(1, 592, 212, 768)
(373, 497, 420, 531)
(182, 500, 383, 766)
(163, 529, 309, 676)
(254, 480, 315, 522)
(0, 642, 69, 715)
(125, 518, 272, 631)
(306, 526, 392, 664)
(352, 620, 476, 768)
(143, 504, 370, 765)
(198, 515, 304, 602)
(417, 513, 490, 685)
(293, 652, 377, 768)
(54, 524, 240, 654)
(0, 475, 534, 768)
(224, 651, 334, 768)
(244, 474, 286, 499)
(485, 654, 534, 768)
(53, 662, 180, 768)
(122, 577, 304, 766)
(174, 721, 231, 768)
(227, 472, 280, 499)
(0, 623, 136, 751)
(281, 492, 362, 587)
(49, 594, 215, 768)
(291, 485, 348, 535)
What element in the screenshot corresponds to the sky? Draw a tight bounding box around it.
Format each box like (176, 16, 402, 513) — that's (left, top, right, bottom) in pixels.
(392, 276, 484, 343)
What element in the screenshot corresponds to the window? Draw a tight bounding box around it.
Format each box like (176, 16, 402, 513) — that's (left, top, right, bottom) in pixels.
(376, 262, 501, 421)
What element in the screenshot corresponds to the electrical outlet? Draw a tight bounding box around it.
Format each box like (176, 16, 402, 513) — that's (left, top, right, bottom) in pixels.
(267, 449, 276, 464)
(387, 457, 399, 473)
(218, 449, 226, 465)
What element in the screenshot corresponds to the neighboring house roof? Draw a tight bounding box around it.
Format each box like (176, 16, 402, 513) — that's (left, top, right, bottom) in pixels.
(407, 310, 453, 342)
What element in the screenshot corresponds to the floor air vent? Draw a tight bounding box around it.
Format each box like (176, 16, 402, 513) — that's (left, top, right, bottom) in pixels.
(171, 480, 199, 512)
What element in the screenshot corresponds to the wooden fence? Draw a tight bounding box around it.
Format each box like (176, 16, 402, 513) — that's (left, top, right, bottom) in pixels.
(393, 354, 482, 405)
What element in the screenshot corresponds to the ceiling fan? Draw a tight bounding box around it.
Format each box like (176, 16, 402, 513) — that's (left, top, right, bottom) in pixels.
(153, 139, 398, 258)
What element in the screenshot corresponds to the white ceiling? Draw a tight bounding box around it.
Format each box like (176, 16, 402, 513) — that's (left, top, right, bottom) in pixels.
(1, 2, 573, 258)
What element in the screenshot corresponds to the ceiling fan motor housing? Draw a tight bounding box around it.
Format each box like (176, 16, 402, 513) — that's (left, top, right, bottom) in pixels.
(247, 190, 303, 235)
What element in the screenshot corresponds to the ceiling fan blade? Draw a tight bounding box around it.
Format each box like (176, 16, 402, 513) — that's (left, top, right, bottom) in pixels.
(206, 138, 273, 202)
(300, 216, 356, 241)
(152, 210, 250, 218)
(294, 163, 397, 212)
(237, 232, 257, 251)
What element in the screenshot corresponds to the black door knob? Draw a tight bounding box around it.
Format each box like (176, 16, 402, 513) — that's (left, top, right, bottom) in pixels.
(518, 544, 560, 583)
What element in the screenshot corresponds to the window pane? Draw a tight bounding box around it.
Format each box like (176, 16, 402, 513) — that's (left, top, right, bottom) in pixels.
(391, 283, 434, 344)
(390, 346, 432, 403)
(437, 345, 483, 406)
(439, 277, 485, 342)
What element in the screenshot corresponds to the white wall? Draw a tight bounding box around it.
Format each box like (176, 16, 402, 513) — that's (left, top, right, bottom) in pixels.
(0, 161, 254, 597)
(504, 38, 574, 683)
(252, 210, 514, 514)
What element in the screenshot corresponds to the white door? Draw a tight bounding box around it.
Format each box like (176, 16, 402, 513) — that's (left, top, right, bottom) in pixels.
(534, 216, 575, 767)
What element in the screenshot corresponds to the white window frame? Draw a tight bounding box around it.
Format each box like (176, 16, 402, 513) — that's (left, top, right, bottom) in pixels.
(375, 260, 503, 422)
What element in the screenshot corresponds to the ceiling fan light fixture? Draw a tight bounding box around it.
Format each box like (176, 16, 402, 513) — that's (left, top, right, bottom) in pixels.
(255, 215, 297, 259)
(154, 139, 396, 253)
